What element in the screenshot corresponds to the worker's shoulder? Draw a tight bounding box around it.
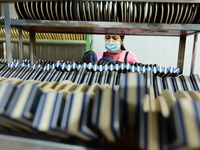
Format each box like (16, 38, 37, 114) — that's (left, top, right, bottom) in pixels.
(125, 51, 137, 57)
(96, 52, 104, 59)
(97, 52, 104, 57)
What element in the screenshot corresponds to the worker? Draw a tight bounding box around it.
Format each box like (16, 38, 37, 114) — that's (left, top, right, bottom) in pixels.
(83, 35, 139, 65)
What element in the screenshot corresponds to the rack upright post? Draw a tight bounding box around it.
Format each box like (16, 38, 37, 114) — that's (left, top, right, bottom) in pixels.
(30, 32, 36, 65)
(177, 36, 186, 73)
(190, 33, 199, 74)
(18, 28, 23, 63)
(4, 3, 12, 64)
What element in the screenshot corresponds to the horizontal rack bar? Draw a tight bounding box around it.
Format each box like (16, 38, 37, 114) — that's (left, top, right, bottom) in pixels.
(0, 38, 86, 45)
(10, 19, 200, 36)
(0, 134, 97, 150)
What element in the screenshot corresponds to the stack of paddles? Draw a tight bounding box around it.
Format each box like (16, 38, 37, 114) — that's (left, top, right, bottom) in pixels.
(0, 76, 122, 142)
(0, 59, 180, 88)
(0, 59, 199, 149)
(0, 71, 199, 149)
(141, 71, 200, 150)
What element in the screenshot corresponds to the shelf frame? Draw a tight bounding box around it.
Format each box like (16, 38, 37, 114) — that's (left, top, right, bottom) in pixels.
(18, 28, 23, 63)
(0, 1, 200, 150)
(0, 134, 96, 150)
(9, 19, 200, 73)
(3, 1, 200, 71)
(4, 3, 12, 64)
(190, 34, 199, 74)
(10, 19, 200, 36)
(177, 36, 186, 72)
(0, 38, 87, 44)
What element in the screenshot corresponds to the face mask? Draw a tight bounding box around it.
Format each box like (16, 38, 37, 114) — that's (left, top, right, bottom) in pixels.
(105, 42, 121, 53)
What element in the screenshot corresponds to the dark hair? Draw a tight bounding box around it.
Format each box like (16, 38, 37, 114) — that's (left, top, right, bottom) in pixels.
(120, 35, 126, 50)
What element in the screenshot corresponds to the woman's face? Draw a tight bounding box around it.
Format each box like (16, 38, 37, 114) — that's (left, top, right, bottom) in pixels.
(105, 35, 123, 54)
(105, 35, 123, 44)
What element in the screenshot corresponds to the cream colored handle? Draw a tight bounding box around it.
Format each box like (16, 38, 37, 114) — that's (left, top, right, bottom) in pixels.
(75, 83, 89, 92)
(54, 80, 72, 91)
(187, 91, 200, 101)
(174, 91, 192, 101)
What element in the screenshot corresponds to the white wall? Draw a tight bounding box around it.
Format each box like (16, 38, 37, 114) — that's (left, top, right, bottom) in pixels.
(183, 35, 194, 76)
(194, 35, 200, 75)
(1, 3, 18, 17)
(92, 34, 200, 76)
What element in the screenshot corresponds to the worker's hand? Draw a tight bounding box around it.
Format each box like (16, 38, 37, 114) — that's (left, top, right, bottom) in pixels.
(97, 57, 115, 65)
(83, 51, 98, 63)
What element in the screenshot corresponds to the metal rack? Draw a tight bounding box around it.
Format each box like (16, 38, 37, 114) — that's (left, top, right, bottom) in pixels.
(0, 26, 87, 44)
(8, 20, 200, 73)
(3, 3, 91, 64)
(0, 134, 96, 150)
(2, 0, 200, 73)
(1, 0, 200, 149)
